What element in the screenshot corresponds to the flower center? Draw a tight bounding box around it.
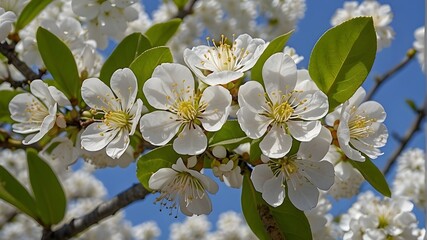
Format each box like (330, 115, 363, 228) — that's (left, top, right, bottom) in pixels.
(104, 111, 130, 128)
(177, 100, 198, 122)
(348, 109, 376, 139)
(269, 157, 299, 178)
(27, 100, 49, 122)
(271, 102, 294, 124)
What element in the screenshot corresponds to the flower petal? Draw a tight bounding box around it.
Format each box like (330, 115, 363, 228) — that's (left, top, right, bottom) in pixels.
(110, 68, 138, 111)
(356, 101, 386, 122)
(149, 168, 176, 190)
(30, 80, 55, 107)
(9, 93, 42, 122)
(129, 99, 143, 135)
(260, 125, 292, 158)
(186, 192, 213, 215)
(237, 107, 271, 139)
(199, 86, 231, 131)
(298, 160, 335, 190)
(81, 122, 118, 152)
(287, 120, 321, 142)
(287, 178, 319, 211)
(251, 164, 274, 192)
(297, 126, 332, 161)
(262, 53, 297, 104)
(140, 111, 181, 146)
(350, 139, 383, 159)
(173, 125, 207, 155)
(81, 78, 119, 110)
(106, 129, 130, 159)
(203, 71, 243, 86)
(237, 81, 267, 113)
(48, 86, 71, 106)
(23, 103, 57, 145)
(292, 90, 329, 120)
(262, 175, 285, 207)
(348, 87, 366, 108)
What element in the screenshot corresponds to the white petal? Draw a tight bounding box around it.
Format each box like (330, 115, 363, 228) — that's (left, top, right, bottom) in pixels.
(23, 108, 56, 145)
(237, 81, 267, 113)
(106, 129, 130, 159)
(140, 111, 181, 146)
(262, 175, 285, 207)
(263, 53, 297, 104)
(297, 127, 332, 161)
(30, 80, 55, 107)
(237, 107, 271, 139)
(9, 93, 41, 122)
(295, 69, 319, 91)
(81, 78, 119, 110)
(203, 71, 243, 85)
(356, 101, 386, 122)
(223, 167, 243, 188)
(148, 168, 176, 190)
(81, 122, 118, 152)
(186, 192, 213, 215)
(348, 87, 366, 108)
(12, 123, 41, 134)
(298, 160, 335, 190)
(287, 120, 321, 142)
(199, 86, 231, 131)
(129, 99, 143, 135)
(48, 86, 71, 106)
(251, 164, 274, 192)
(292, 90, 328, 120)
(335, 161, 354, 181)
(260, 125, 292, 158)
(189, 170, 219, 194)
(350, 139, 383, 159)
(337, 116, 365, 161)
(183, 47, 207, 81)
(287, 178, 319, 211)
(110, 68, 138, 111)
(359, 123, 388, 148)
(173, 125, 207, 155)
(325, 108, 341, 126)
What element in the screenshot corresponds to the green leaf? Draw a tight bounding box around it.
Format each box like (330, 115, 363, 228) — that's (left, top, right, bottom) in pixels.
(349, 157, 391, 197)
(405, 99, 418, 113)
(27, 149, 66, 226)
(0, 166, 38, 221)
(308, 17, 377, 111)
(99, 33, 151, 83)
(249, 139, 262, 163)
(173, 0, 188, 9)
(37, 27, 80, 100)
(136, 145, 180, 190)
(241, 174, 271, 240)
(16, 0, 54, 30)
(251, 30, 294, 85)
(208, 120, 249, 147)
(129, 46, 173, 111)
(271, 198, 312, 240)
(0, 90, 21, 123)
(145, 19, 182, 47)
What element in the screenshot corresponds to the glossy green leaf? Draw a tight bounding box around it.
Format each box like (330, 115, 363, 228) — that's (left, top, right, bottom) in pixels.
(129, 46, 173, 111)
(308, 17, 377, 111)
(173, 0, 188, 9)
(0, 90, 21, 123)
(349, 157, 391, 197)
(16, 0, 54, 30)
(241, 174, 271, 240)
(0, 166, 38, 221)
(99, 33, 151, 83)
(145, 19, 182, 47)
(208, 120, 249, 147)
(27, 149, 66, 226)
(249, 139, 262, 163)
(251, 30, 294, 85)
(271, 198, 312, 240)
(37, 27, 80, 100)
(136, 145, 180, 190)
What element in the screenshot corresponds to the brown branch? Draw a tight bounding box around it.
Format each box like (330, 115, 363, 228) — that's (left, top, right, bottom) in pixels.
(258, 205, 285, 240)
(41, 183, 150, 240)
(174, 0, 199, 19)
(382, 97, 426, 175)
(0, 42, 43, 88)
(366, 48, 417, 101)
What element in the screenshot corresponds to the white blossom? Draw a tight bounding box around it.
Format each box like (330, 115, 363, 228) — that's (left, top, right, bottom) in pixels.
(0, 7, 15, 41)
(184, 33, 267, 86)
(207, 211, 258, 240)
(237, 53, 328, 158)
(413, 26, 425, 72)
(9, 80, 70, 145)
(39, 136, 80, 168)
(140, 63, 231, 155)
(149, 157, 218, 216)
(326, 87, 388, 162)
(251, 127, 334, 211)
(132, 221, 161, 240)
(0, 0, 29, 15)
(170, 215, 211, 240)
(80, 68, 143, 159)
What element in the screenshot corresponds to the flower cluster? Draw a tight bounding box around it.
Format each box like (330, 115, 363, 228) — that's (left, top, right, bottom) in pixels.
(413, 26, 425, 72)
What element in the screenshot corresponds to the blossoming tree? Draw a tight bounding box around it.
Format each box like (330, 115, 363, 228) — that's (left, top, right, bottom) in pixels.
(0, 0, 425, 239)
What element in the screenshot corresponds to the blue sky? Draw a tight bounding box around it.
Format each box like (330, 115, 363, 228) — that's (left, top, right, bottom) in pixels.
(94, 0, 426, 237)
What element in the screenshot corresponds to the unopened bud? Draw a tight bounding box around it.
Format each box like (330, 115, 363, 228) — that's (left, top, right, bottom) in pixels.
(212, 145, 227, 159)
(56, 114, 67, 128)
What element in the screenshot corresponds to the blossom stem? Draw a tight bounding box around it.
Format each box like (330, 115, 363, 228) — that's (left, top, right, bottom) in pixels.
(41, 183, 150, 240)
(174, 0, 199, 19)
(366, 48, 417, 101)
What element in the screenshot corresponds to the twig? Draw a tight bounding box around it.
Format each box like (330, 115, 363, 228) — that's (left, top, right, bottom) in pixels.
(0, 42, 42, 88)
(41, 183, 150, 240)
(0, 210, 18, 228)
(258, 205, 285, 240)
(366, 48, 417, 101)
(382, 97, 426, 175)
(174, 0, 199, 19)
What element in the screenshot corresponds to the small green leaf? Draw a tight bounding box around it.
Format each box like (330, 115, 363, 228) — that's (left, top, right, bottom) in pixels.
(251, 30, 294, 85)
(16, 0, 54, 30)
(37, 27, 80, 100)
(27, 149, 66, 226)
(129, 46, 173, 111)
(271, 198, 312, 240)
(405, 99, 418, 112)
(208, 120, 249, 147)
(308, 17, 377, 111)
(349, 157, 391, 197)
(0, 166, 38, 221)
(249, 139, 262, 163)
(145, 19, 182, 47)
(0, 90, 21, 123)
(241, 174, 271, 240)
(173, 0, 188, 9)
(99, 33, 151, 83)
(136, 145, 180, 190)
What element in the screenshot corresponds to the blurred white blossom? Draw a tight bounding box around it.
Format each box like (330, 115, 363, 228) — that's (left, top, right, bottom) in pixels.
(413, 26, 425, 72)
